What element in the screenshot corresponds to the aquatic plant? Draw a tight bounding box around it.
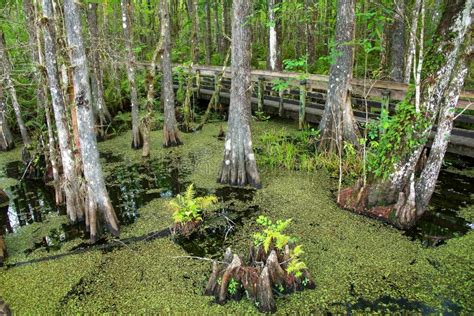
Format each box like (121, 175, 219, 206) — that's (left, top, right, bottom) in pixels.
(168, 184, 217, 236)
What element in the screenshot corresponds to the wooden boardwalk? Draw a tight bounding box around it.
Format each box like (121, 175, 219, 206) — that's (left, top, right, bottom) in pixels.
(175, 65, 474, 157)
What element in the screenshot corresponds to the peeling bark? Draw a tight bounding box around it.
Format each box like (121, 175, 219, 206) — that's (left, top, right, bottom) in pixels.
(218, 0, 261, 188)
(63, 0, 120, 240)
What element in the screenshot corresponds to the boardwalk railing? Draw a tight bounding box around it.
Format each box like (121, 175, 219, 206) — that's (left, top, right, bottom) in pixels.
(172, 65, 474, 157)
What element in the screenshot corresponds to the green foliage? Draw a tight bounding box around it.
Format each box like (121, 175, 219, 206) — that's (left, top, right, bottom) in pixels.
(257, 128, 362, 179)
(168, 184, 217, 224)
(283, 55, 308, 73)
(253, 111, 270, 122)
(271, 79, 290, 93)
(227, 278, 239, 295)
(286, 245, 307, 278)
(253, 216, 308, 278)
(366, 101, 430, 179)
(253, 215, 294, 252)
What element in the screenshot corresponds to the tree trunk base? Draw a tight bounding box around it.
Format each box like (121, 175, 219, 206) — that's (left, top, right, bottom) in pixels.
(131, 129, 144, 150)
(205, 246, 315, 313)
(338, 182, 419, 229)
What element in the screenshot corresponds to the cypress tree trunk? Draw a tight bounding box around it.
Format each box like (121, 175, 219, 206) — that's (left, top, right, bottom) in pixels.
(404, 0, 422, 83)
(121, 0, 143, 149)
(27, 0, 62, 204)
(87, 2, 112, 136)
(218, 0, 261, 188)
(142, 35, 164, 157)
(318, 0, 359, 152)
(305, 0, 318, 67)
(205, 0, 213, 64)
(389, 0, 406, 82)
(339, 0, 473, 228)
(189, 0, 200, 64)
(267, 0, 282, 71)
(161, 0, 182, 147)
(214, 0, 223, 55)
(0, 32, 30, 146)
(63, 0, 120, 240)
(41, 0, 85, 222)
(0, 85, 14, 151)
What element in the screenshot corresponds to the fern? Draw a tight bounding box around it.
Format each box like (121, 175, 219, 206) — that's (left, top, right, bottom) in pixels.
(168, 184, 217, 224)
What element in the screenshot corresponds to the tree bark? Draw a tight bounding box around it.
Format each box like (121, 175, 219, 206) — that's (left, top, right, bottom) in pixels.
(404, 0, 422, 83)
(86, 2, 112, 137)
(27, 0, 62, 204)
(0, 85, 14, 151)
(318, 0, 359, 152)
(389, 0, 406, 82)
(339, 0, 473, 228)
(0, 32, 30, 146)
(63, 0, 120, 241)
(305, 0, 318, 67)
(161, 0, 182, 147)
(41, 0, 85, 222)
(142, 35, 164, 157)
(205, 0, 213, 64)
(267, 0, 282, 71)
(189, 0, 200, 64)
(121, 0, 143, 149)
(218, 0, 261, 188)
(214, 0, 223, 55)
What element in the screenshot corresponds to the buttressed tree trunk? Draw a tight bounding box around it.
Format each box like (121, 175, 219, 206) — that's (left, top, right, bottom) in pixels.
(339, 0, 472, 229)
(63, 0, 120, 241)
(218, 0, 261, 188)
(0, 85, 14, 151)
(121, 0, 143, 149)
(87, 2, 112, 137)
(318, 0, 359, 152)
(161, 0, 182, 147)
(389, 0, 406, 82)
(0, 32, 31, 146)
(267, 0, 282, 71)
(41, 0, 85, 222)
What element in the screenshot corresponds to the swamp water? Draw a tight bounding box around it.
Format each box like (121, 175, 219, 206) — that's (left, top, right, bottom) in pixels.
(0, 153, 258, 262)
(0, 149, 472, 313)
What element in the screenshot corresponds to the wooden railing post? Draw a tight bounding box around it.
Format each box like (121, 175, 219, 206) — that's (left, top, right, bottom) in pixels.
(195, 69, 201, 99)
(257, 76, 265, 113)
(299, 79, 307, 129)
(214, 73, 220, 108)
(381, 89, 391, 114)
(278, 84, 284, 117)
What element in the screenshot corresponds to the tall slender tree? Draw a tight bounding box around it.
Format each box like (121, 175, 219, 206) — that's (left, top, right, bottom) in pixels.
(318, 0, 359, 151)
(121, 0, 143, 149)
(267, 0, 282, 71)
(41, 0, 84, 221)
(161, 0, 182, 147)
(0, 31, 31, 146)
(0, 84, 14, 151)
(63, 0, 120, 241)
(218, 0, 261, 188)
(389, 0, 406, 82)
(87, 2, 111, 136)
